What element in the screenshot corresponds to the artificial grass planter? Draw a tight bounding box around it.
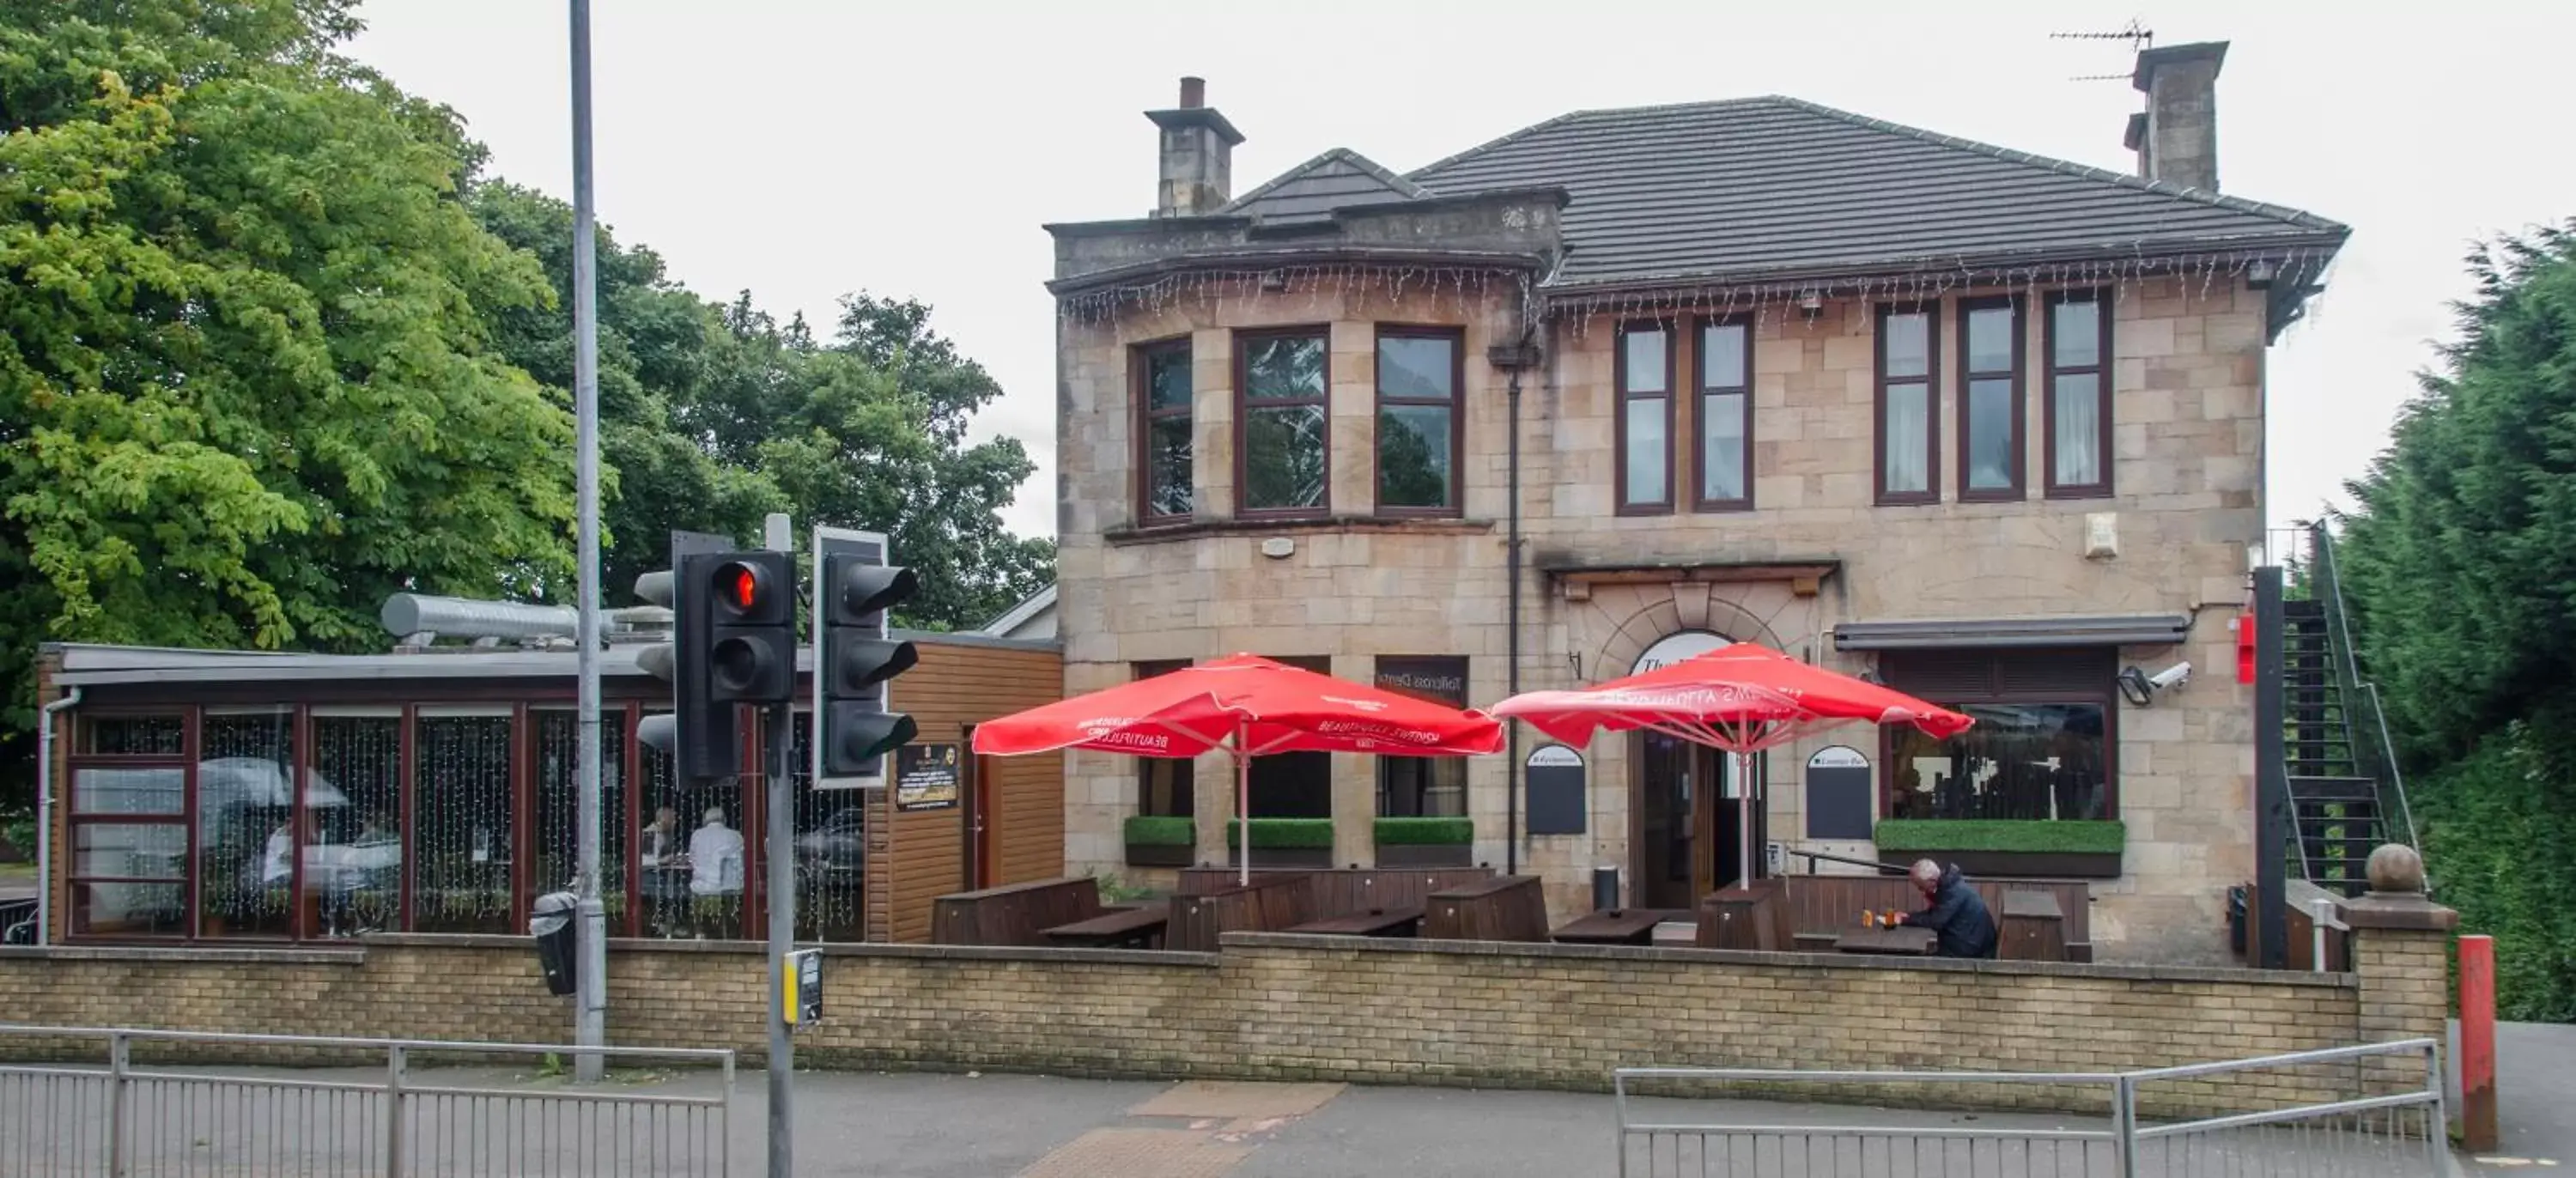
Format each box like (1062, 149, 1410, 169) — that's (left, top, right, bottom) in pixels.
(1372, 817, 1473, 847)
(1224, 817, 1337, 868)
(1124, 815, 1196, 867)
(1224, 818, 1336, 849)
(1873, 819, 2126, 879)
(1373, 817, 1474, 867)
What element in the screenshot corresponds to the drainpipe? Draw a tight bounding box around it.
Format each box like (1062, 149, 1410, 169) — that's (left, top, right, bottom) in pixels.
(35, 687, 82, 946)
(1491, 318, 1540, 877)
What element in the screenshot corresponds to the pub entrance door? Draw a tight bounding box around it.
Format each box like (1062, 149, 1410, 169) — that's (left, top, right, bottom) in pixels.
(1635, 735, 1764, 908)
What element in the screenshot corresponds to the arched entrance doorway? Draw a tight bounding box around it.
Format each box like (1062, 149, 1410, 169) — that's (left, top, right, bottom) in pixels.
(1625, 631, 1765, 908)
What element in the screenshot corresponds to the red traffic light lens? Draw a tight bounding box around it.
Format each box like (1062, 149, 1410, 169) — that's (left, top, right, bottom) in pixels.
(726, 566, 758, 611)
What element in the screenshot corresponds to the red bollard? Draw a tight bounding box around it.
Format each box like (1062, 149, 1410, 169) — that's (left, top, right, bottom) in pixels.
(2460, 933, 2499, 1152)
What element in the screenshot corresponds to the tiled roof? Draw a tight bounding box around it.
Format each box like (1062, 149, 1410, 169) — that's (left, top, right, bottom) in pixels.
(1403, 96, 2347, 288)
(1220, 148, 1431, 226)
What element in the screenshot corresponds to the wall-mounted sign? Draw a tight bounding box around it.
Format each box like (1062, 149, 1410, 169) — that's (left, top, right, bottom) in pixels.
(1525, 744, 1586, 835)
(895, 743, 961, 811)
(1376, 657, 1469, 705)
(1804, 744, 1874, 841)
(1631, 630, 1735, 676)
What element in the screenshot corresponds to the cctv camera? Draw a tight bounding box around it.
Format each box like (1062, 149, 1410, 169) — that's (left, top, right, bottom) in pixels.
(2148, 662, 2192, 691)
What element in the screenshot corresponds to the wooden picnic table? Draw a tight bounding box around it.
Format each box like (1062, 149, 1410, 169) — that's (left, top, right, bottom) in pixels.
(1041, 901, 1169, 950)
(1835, 926, 1938, 956)
(1551, 908, 1670, 945)
(1286, 905, 1425, 938)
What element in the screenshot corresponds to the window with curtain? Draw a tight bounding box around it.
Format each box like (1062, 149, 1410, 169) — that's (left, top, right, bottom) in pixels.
(1959, 297, 2024, 500)
(1617, 322, 1673, 513)
(67, 713, 190, 938)
(195, 707, 295, 938)
(1876, 304, 1939, 503)
(1375, 657, 1469, 817)
(533, 707, 628, 933)
(1696, 317, 1753, 510)
(635, 709, 747, 939)
(1138, 338, 1194, 521)
(411, 707, 515, 935)
(1236, 329, 1329, 515)
(775, 709, 864, 943)
(1880, 648, 2117, 822)
(2046, 290, 2114, 497)
(1133, 660, 1195, 817)
(307, 708, 404, 938)
(1375, 328, 1461, 514)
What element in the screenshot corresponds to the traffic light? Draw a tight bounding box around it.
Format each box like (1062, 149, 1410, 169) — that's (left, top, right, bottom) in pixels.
(691, 550, 798, 706)
(634, 562, 737, 780)
(818, 550, 919, 776)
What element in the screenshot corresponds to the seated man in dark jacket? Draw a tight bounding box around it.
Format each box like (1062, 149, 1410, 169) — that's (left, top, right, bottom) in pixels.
(1897, 859, 1996, 958)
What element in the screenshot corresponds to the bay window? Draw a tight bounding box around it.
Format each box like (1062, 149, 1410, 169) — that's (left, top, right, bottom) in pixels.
(1137, 338, 1194, 521)
(1375, 328, 1461, 515)
(1880, 647, 2117, 822)
(1236, 329, 1329, 516)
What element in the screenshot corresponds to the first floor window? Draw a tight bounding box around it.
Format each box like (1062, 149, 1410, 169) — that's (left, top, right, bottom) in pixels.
(1139, 339, 1194, 520)
(1880, 647, 2116, 821)
(1375, 656, 1469, 817)
(1959, 296, 2023, 500)
(1237, 330, 1329, 514)
(1876, 304, 1939, 503)
(1376, 328, 1461, 513)
(1617, 322, 1674, 513)
(1135, 660, 1194, 817)
(1696, 317, 1753, 509)
(2046, 290, 2114, 497)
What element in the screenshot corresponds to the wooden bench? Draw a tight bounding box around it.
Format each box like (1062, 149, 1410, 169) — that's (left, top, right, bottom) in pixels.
(1551, 908, 1671, 946)
(1422, 875, 1548, 942)
(1997, 890, 2069, 962)
(1175, 867, 1492, 916)
(1697, 877, 1793, 951)
(1042, 901, 1170, 950)
(1779, 873, 2093, 958)
(1287, 905, 1425, 938)
(932, 877, 1104, 946)
(1168, 872, 1315, 952)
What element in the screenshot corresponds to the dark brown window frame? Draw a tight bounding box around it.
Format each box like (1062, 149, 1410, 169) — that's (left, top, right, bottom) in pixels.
(1874, 302, 1942, 506)
(1955, 294, 2026, 502)
(1133, 336, 1194, 525)
(1371, 325, 1466, 519)
(1875, 648, 2122, 822)
(1692, 314, 1755, 513)
(1133, 659, 1195, 817)
(64, 709, 198, 939)
(2044, 289, 2117, 500)
(1232, 325, 1333, 520)
(1615, 319, 1678, 516)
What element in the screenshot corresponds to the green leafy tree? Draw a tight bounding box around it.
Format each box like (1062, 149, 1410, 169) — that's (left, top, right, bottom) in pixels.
(2337, 222, 2576, 1017)
(0, 2, 574, 766)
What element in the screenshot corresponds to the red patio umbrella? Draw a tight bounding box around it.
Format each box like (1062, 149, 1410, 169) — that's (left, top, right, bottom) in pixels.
(1490, 643, 1973, 891)
(972, 653, 1505, 883)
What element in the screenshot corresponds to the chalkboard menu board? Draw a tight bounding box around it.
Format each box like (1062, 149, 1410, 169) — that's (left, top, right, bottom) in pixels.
(1525, 745, 1587, 835)
(1804, 745, 1873, 840)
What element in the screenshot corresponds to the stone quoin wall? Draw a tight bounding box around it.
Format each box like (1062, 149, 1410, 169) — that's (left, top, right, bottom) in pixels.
(0, 915, 2450, 1120)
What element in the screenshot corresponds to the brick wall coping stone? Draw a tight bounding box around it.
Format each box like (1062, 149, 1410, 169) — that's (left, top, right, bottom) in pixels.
(0, 945, 361, 966)
(1219, 932, 2360, 989)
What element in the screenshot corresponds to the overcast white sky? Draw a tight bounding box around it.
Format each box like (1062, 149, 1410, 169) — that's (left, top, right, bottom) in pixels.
(348, 1, 2573, 543)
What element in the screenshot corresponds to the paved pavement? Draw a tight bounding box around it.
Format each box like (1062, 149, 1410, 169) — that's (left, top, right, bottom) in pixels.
(1, 1063, 2474, 1177)
(2452, 1020, 2576, 1175)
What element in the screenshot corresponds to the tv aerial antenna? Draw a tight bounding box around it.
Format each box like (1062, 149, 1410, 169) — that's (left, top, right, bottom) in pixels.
(2052, 19, 2154, 81)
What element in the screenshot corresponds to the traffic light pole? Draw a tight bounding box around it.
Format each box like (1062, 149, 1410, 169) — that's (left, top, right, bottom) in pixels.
(765, 701, 796, 1177)
(567, 0, 609, 1084)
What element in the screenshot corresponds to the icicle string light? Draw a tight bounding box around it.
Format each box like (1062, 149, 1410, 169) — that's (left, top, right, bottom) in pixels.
(1054, 249, 2325, 342)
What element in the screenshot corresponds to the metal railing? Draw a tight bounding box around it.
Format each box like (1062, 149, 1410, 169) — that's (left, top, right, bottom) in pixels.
(0, 1026, 736, 1176)
(2303, 523, 2423, 860)
(1614, 1039, 2446, 1177)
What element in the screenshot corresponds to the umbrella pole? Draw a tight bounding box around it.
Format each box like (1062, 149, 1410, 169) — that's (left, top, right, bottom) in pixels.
(1737, 750, 1755, 891)
(1236, 720, 1252, 887)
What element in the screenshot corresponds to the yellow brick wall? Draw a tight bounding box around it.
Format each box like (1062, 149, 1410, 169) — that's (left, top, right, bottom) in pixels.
(0, 929, 2440, 1120)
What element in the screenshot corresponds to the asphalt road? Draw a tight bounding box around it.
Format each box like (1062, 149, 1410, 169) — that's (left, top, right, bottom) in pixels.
(2452, 1019, 2576, 1175)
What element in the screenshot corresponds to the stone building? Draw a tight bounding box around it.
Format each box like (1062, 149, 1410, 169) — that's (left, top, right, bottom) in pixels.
(1046, 46, 2344, 962)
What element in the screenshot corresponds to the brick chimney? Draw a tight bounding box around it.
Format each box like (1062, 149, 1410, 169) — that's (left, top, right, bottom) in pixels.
(1146, 76, 1243, 217)
(2127, 41, 2227, 191)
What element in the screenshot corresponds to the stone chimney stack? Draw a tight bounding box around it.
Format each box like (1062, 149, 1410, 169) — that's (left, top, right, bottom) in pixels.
(1147, 76, 1243, 217)
(2127, 41, 2227, 191)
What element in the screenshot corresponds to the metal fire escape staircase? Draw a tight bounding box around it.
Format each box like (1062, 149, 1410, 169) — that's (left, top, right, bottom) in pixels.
(2280, 525, 2423, 897)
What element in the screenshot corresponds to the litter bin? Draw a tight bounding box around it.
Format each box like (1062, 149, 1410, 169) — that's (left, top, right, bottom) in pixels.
(2227, 884, 2249, 956)
(1592, 866, 1620, 912)
(531, 890, 580, 997)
